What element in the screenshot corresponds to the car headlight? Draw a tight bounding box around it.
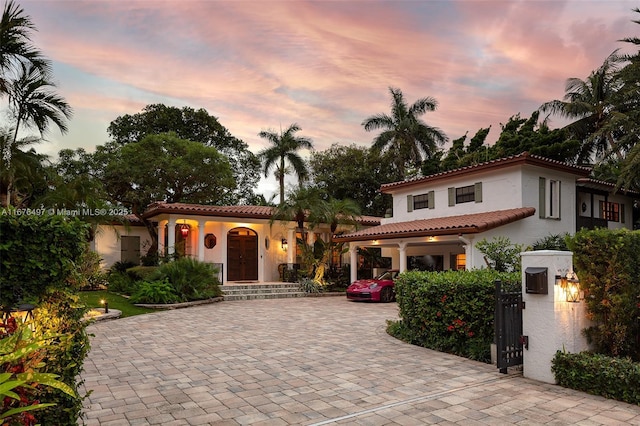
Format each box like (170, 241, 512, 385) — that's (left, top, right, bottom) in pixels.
(369, 283, 379, 289)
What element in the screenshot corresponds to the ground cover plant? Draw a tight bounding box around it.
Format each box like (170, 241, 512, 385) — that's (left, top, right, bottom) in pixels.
(387, 269, 520, 362)
(78, 291, 155, 318)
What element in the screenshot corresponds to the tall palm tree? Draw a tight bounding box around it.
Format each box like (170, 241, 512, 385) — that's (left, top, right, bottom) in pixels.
(258, 123, 313, 204)
(3, 62, 71, 205)
(0, 0, 49, 95)
(8, 61, 72, 145)
(309, 197, 361, 236)
(362, 87, 448, 180)
(539, 51, 626, 163)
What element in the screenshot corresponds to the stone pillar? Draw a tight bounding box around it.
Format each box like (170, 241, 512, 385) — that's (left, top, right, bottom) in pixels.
(287, 228, 295, 265)
(158, 221, 166, 256)
(398, 242, 407, 273)
(350, 244, 358, 283)
(520, 250, 592, 384)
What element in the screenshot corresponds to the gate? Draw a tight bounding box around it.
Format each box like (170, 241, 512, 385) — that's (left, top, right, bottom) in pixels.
(494, 280, 524, 373)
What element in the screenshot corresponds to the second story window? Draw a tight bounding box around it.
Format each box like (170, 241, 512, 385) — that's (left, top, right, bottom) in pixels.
(407, 191, 434, 212)
(599, 201, 620, 222)
(448, 182, 483, 206)
(539, 177, 561, 219)
(455, 185, 475, 203)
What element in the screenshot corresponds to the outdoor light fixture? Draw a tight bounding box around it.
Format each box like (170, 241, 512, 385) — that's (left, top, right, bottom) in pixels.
(179, 222, 190, 238)
(281, 238, 288, 250)
(565, 271, 580, 303)
(556, 271, 581, 303)
(101, 299, 109, 314)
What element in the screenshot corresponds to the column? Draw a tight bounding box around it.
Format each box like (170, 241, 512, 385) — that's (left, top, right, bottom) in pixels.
(349, 244, 358, 283)
(158, 220, 166, 256)
(398, 242, 407, 273)
(197, 219, 206, 261)
(287, 228, 296, 265)
(167, 217, 176, 257)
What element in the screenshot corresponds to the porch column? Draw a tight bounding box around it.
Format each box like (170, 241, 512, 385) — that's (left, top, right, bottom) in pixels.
(398, 242, 408, 273)
(158, 220, 166, 256)
(349, 244, 358, 283)
(459, 235, 474, 270)
(197, 219, 206, 261)
(287, 228, 296, 265)
(167, 217, 176, 256)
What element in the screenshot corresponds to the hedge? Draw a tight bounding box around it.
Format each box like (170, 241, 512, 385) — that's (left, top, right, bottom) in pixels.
(388, 269, 520, 362)
(552, 351, 640, 405)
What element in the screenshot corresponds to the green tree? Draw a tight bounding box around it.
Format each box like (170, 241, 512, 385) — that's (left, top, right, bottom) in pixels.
(258, 123, 313, 204)
(92, 132, 235, 256)
(0, 0, 49, 95)
(270, 186, 326, 233)
(362, 87, 448, 180)
(615, 8, 640, 192)
(0, 128, 49, 207)
(309, 197, 361, 235)
(308, 144, 394, 216)
(489, 112, 580, 162)
(540, 51, 626, 162)
(107, 104, 260, 205)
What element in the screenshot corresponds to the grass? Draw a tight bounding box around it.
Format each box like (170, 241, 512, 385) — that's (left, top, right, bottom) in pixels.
(79, 290, 155, 318)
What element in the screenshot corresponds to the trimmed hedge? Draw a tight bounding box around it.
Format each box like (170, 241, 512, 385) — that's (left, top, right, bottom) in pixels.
(568, 228, 640, 361)
(552, 351, 640, 405)
(388, 269, 520, 362)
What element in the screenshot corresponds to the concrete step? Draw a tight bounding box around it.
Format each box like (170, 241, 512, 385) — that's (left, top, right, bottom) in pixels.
(221, 283, 306, 301)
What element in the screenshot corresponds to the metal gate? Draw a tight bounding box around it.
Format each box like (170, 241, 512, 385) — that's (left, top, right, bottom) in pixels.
(494, 280, 524, 373)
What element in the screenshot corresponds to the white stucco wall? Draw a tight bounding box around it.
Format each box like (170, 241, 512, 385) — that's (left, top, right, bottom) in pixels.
(521, 251, 592, 384)
(94, 224, 151, 268)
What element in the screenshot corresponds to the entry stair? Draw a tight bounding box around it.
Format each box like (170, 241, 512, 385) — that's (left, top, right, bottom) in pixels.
(221, 282, 306, 301)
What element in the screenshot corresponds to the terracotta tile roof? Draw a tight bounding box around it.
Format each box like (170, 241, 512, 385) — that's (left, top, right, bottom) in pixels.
(333, 207, 536, 242)
(380, 152, 592, 193)
(576, 178, 640, 197)
(142, 202, 381, 226)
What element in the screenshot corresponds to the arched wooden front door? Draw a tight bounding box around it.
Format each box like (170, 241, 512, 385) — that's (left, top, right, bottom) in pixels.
(227, 227, 258, 281)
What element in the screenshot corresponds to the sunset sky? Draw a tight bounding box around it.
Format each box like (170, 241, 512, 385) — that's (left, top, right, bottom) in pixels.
(14, 0, 640, 196)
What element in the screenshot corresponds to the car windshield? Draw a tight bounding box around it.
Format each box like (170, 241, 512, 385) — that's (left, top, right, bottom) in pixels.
(375, 271, 396, 280)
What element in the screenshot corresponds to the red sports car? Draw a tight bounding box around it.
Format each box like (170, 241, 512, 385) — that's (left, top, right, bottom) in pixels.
(346, 270, 399, 302)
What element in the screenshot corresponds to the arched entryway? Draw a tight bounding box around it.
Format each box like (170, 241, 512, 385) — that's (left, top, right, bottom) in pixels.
(227, 227, 258, 281)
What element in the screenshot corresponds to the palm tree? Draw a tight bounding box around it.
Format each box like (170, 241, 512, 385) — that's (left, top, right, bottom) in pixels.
(362, 87, 448, 180)
(0, 0, 49, 95)
(270, 186, 327, 233)
(539, 51, 626, 163)
(3, 62, 71, 206)
(0, 127, 49, 207)
(257, 123, 313, 204)
(309, 197, 361, 236)
(8, 62, 72, 145)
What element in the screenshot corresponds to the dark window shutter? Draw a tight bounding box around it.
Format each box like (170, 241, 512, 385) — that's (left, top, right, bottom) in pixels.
(407, 195, 413, 212)
(539, 177, 546, 218)
(428, 191, 435, 209)
(448, 187, 455, 206)
(474, 182, 482, 203)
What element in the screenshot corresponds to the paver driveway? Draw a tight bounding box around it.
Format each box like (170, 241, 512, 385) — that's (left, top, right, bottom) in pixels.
(81, 297, 640, 425)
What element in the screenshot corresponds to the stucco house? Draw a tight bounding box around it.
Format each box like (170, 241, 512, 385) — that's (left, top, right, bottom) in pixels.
(333, 152, 638, 284)
(93, 203, 380, 283)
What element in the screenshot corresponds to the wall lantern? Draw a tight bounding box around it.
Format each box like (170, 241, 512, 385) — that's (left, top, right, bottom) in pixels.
(555, 271, 581, 303)
(281, 238, 288, 251)
(179, 223, 190, 238)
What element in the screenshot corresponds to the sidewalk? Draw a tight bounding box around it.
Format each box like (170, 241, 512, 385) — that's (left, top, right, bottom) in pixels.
(81, 298, 640, 425)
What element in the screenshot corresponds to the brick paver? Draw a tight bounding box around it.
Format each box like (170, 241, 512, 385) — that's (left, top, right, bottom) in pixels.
(81, 298, 640, 425)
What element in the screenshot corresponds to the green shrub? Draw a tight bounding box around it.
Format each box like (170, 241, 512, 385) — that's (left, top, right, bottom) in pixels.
(150, 258, 221, 302)
(130, 279, 180, 304)
(106, 271, 138, 295)
(552, 351, 640, 404)
(126, 266, 159, 282)
(532, 233, 570, 251)
(568, 228, 640, 360)
(33, 290, 90, 425)
(68, 249, 108, 291)
(388, 269, 520, 362)
(0, 215, 88, 308)
(110, 261, 138, 273)
(299, 278, 321, 293)
(475, 236, 525, 273)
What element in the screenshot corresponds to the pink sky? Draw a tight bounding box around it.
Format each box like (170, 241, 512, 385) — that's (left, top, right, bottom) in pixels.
(14, 0, 640, 195)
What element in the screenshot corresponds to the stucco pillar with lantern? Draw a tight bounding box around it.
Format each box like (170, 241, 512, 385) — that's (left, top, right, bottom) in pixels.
(520, 250, 592, 383)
